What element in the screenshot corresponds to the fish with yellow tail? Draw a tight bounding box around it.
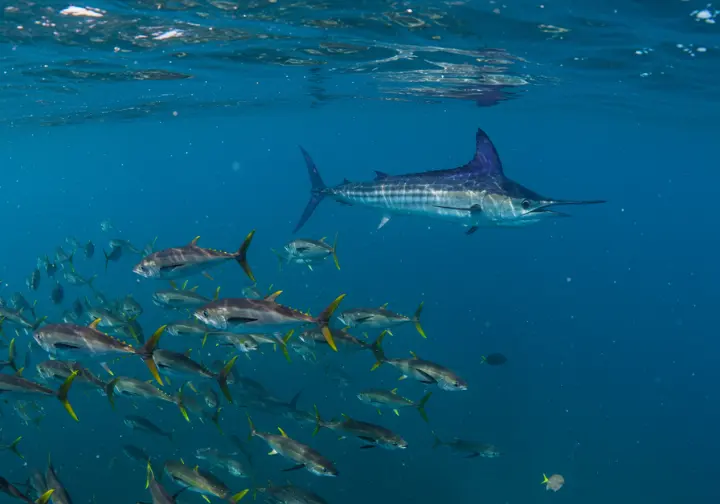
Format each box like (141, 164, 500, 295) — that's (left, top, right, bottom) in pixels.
(133, 231, 256, 282)
(33, 322, 167, 385)
(541, 473, 565, 492)
(152, 351, 238, 403)
(163, 460, 249, 503)
(0, 477, 54, 504)
(144, 461, 185, 504)
(337, 302, 426, 338)
(0, 367, 79, 421)
(370, 331, 467, 391)
(356, 388, 432, 422)
(105, 377, 190, 422)
(246, 414, 338, 477)
(272, 235, 340, 271)
(312, 406, 408, 450)
(194, 292, 346, 352)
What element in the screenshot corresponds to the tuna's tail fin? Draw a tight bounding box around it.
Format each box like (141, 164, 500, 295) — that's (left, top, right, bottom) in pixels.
(312, 404, 327, 436)
(216, 356, 239, 404)
(137, 325, 167, 386)
(56, 370, 79, 421)
(2, 436, 23, 459)
(330, 233, 340, 270)
(416, 392, 432, 423)
(413, 301, 426, 339)
(293, 147, 326, 233)
(235, 230, 256, 283)
(370, 330, 389, 370)
(315, 294, 346, 352)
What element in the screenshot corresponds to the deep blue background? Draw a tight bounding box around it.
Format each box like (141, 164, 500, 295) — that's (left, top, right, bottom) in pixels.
(2, 98, 718, 503)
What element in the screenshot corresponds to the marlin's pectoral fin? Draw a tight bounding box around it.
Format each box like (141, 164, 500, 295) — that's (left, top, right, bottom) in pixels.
(282, 464, 306, 472)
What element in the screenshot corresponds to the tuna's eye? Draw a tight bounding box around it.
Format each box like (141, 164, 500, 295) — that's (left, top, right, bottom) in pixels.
(521, 199, 531, 210)
(203, 310, 209, 317)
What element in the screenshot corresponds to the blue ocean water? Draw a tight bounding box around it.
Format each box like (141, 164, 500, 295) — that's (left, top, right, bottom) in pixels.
(1, 0, 719, 503)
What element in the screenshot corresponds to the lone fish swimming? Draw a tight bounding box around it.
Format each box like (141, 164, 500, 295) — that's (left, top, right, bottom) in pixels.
(294, 128, 605, 234)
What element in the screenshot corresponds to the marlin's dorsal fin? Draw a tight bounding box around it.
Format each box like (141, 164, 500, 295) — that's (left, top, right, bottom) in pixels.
(464, 128, 503, 176)
(190, 236, 200, 246)
(374, 170, 389, 180)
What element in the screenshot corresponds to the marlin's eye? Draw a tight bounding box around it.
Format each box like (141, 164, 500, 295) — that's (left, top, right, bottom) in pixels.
(521, 199, 531, 210)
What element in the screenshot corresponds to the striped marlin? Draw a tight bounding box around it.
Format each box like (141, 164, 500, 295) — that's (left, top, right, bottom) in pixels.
(293, 128, 605, 234)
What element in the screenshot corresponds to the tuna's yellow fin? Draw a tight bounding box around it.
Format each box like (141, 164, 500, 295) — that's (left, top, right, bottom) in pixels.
(541, 474, 549, 484)
(190, 236, 200, 246)
(277, 427, 288, 438)
(89, 318, 102, 330)
(331, 233, 340, 270)
(390, 388, 398, 394)
(36, 489, 55, 504)
(268, 449, 278, 456)
(231, 490, 249, 503)
(413, 301, 426, 338)
(145, 461, 154, 489)
(202, 496, 211, 503)
(264, 290, 283, 302)
(58, 370, 80, 421)
(393, 409, 399, 416)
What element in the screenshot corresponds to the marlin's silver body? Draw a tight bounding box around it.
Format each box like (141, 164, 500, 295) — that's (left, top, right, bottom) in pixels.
(293, 128, 605, 234)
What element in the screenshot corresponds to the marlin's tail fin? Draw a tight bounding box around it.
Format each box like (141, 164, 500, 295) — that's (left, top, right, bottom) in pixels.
(294, 147, 326, 233)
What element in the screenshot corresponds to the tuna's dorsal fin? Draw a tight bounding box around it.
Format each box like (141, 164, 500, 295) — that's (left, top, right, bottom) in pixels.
(374, 170, 389, 180)
(190, 236, 200, 246)
(264, 290, 283, 302)
(380, 302, 388, 309)
(89, 318, 102, 330)
(409, 350, 418, 358)
(343, 178, 352, 184)
(277, 427, 288, 438)
(464, 128, 503, 176)
(390, 388, 398, 394)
